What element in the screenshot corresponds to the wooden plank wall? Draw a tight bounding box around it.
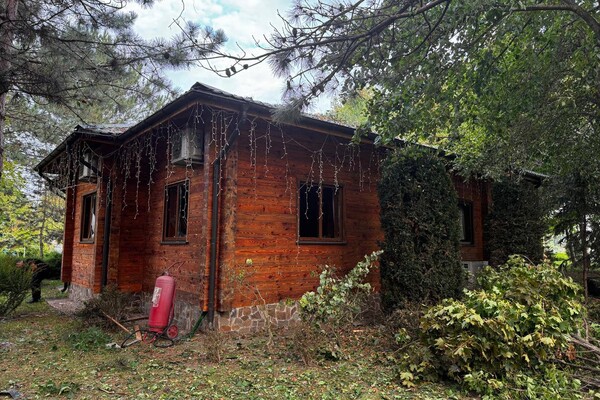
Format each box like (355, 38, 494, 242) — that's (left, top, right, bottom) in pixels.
(453, 176, 491, 261)
(221, 120, 384, 309)
(104, 126, 209, 301)
(67, 181, 99, 289)
(60, 186, 75, 284)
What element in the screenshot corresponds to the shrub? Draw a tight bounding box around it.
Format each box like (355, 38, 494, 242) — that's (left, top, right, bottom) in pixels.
(485, 179, 546, 267)
(419, 256, 583, 398)
(78, 284, 139, 329)
(43, 251, 62, 280)
(378, 147, 464, 309)
(0, 254, 32, 317)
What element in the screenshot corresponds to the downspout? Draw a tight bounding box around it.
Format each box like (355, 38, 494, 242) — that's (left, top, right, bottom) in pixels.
(101, 177, 112, 288)
(207, 104, 248, 326)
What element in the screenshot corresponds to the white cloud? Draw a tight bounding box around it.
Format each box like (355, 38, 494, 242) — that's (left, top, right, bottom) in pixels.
(128, 0, 332, 112)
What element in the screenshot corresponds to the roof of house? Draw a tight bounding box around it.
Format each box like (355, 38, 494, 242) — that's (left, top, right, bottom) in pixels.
(34, 82, 358, 173)
(34, 82, 547, 184)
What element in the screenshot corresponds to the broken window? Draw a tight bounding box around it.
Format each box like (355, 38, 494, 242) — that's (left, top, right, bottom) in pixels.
(80, 192, 97, 242)
(459, 201, 474, 244)
(299, 182, 343, 242)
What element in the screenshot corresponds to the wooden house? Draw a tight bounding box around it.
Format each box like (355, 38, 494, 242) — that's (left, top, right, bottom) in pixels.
(36, 83, 496, 332)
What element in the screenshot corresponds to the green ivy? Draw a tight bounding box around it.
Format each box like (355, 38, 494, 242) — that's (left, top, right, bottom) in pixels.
(485, 179, 547, 266)
(378, 146, 464, 309)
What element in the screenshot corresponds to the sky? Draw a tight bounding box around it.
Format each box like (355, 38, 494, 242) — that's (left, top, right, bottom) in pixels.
(129, 0, 332, 112)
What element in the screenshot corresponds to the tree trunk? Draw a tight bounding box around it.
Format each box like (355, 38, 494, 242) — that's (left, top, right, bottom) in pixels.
(0, 0, 19, 182)
(38, 194, 47, 259)
(0, 93, 5, 181)
(580, 216, 589, 302)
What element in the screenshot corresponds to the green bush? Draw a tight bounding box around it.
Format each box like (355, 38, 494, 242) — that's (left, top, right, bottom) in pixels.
(378, 147, 464, 309)
(485, 179, 546, 267)
(419, 256, 583, 398)
(0, 254, 32, 316)
(43, 251, 62, 279)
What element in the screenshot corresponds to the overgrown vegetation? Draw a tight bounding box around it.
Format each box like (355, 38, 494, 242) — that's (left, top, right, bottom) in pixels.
(295, 251, 382, 363)
(78, 284, 140, 329)
(43, 251, 62, 279)
(65, 327, 112, 352)
(0, 254, 31, 317)
(378, 147, 464, 309)
(399, 256, 585, 398)
(485, 179, 547, 267)
(1, 285, 459, 399)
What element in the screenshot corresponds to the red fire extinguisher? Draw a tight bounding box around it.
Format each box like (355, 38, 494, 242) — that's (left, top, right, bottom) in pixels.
(148, 272, 178, 338)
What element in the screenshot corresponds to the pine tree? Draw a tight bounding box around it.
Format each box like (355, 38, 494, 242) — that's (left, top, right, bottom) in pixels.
(0, 0, 226, 180)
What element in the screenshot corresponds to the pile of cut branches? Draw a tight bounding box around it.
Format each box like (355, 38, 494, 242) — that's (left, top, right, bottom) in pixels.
(565, 333, 600, 391)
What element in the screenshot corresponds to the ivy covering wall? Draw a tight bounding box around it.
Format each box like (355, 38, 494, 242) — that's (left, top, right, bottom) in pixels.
(485, 179, 546, 267)
(378, 147, 464, 309)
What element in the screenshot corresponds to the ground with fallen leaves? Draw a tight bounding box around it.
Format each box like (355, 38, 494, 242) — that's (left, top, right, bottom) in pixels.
(0, 281, 468, 399)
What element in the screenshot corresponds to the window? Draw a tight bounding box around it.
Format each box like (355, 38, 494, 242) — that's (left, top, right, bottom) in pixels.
(80, 192, 97, 242)
(459, 201, 474, 244)
(163, 180, 189, 241)
(298, 182, 343, 242)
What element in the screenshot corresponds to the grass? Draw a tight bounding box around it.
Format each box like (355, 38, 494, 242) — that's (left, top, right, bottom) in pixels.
(0, 281, 469, 399)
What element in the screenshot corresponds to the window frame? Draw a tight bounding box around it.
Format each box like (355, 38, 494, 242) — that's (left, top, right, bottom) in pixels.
(162, 180, 190, 244)
(458, 200, 474, 245)
(80, 192, 97, 243)
(297, 181, 345, 245)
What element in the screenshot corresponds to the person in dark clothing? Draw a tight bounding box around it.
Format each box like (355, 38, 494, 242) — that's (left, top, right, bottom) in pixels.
(16, 259, 50, 303)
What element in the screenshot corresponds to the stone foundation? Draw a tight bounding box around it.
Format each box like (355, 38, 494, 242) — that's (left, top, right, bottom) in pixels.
(68, 283, 94, 303)
(214, 302, 300, 333)
(139, 291, 204, 333)
(67, 284, 301, 334)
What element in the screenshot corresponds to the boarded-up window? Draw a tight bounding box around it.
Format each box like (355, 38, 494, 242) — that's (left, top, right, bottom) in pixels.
(459, 201, 474, 244)
(163, 180, 189, 241)
(80, 192, 96, 242)
(299, 182, 343, 242)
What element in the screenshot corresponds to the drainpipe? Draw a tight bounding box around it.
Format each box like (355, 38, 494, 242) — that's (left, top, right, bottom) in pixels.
(101, 178, 112, 288)
(207, 104, 247, 326)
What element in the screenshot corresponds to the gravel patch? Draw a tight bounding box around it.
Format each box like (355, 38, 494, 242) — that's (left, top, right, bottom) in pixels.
(46, 298, 84, 315)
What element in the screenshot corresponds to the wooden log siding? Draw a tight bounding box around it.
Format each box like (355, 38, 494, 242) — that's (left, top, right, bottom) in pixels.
(108, 129, 209, 301)
(61, 105, 492, 312)
(220, 121, 384, 310)
(453, 176, 492, 261)
(66, 181, 98, 289)
(60, 186, 75, 285)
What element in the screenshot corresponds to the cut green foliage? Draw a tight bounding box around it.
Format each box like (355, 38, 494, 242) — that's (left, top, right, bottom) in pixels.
(299, 250, 382, 326)
(65, 326, 111, 351)
(296, 251, 382, 362)
(37, 380, 80, 397)
(378, 147, 464, 309)
(418, 256, 584, 398)
(0, 254, 31, 317)
(1, 297, 460, 399)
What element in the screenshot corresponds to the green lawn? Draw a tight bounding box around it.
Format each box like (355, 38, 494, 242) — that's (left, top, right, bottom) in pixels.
(0, 280, 468, 399)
